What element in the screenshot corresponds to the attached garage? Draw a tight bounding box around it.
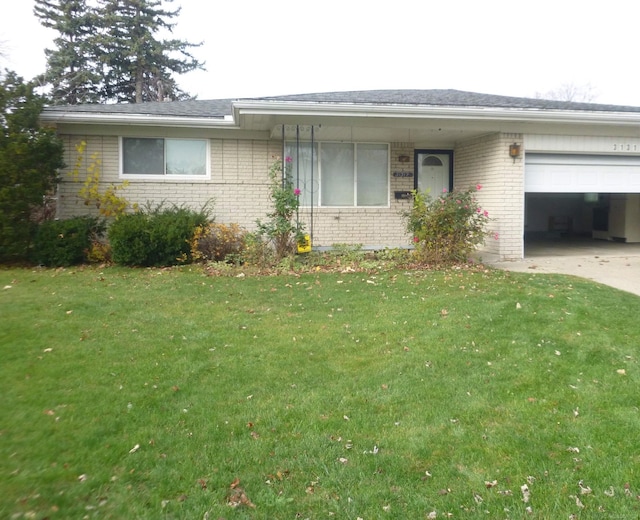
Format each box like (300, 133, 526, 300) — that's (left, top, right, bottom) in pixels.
(525, 154, 640, 193)
(524, 153, 640, 244)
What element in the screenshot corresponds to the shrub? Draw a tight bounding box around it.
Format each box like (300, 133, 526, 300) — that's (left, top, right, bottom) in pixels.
(255, 156, 306, 261)
(108, 205, 209, 266)
(0, 71, 65, 263)
(33, 216, 105, 267)
(190, 222, 246, 263)
(237, 232, 275, 268)
(69, 140, 137, 218)
(404, 185, 492, 264)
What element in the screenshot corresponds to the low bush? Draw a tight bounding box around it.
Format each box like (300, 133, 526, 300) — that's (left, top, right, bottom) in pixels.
(190, 222, 247, 263)
(109, 206, 209, 266)
(32, 216, 105, 267)
(404, 185, 492, 264)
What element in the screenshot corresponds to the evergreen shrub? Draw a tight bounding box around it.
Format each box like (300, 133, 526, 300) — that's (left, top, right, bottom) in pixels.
(108, 206, 209, 266)
(33, 216, 105, 267)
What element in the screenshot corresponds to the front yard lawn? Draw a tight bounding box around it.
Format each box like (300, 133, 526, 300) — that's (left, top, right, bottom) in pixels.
(1, 265, 639, 518)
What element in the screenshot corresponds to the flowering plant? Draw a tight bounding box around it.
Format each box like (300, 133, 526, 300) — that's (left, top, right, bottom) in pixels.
(404, 184, 492, 264)
(255, 156, 306, 260)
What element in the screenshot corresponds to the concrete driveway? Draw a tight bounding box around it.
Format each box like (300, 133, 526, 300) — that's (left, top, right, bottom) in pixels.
(489, 239, 640, 297)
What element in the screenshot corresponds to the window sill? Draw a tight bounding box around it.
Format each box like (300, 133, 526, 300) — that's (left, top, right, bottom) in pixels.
(120, 175, 211, 182)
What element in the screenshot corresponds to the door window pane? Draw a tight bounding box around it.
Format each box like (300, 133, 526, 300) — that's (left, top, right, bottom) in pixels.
(417, 152, 450, 195)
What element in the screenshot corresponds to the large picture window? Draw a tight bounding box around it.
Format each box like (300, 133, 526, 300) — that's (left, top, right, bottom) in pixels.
(286, 142, 388, 207)
(121, 137, 208, 178)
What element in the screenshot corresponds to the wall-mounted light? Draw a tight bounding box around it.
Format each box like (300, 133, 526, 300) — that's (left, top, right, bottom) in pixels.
(509, 143, 521, 162)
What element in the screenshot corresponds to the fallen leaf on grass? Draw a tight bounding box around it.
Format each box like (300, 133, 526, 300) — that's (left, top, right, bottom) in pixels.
(485, 480, 498, 488)
(616, 369, 626, 375)
(579, 480, 592, 495)
(521, 484, 531, 503)
(129, 444, 140, 454)
(227, 479, 255, 508)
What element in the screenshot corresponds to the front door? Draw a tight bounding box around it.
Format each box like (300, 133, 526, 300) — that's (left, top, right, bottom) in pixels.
(415, 150, 453, 196)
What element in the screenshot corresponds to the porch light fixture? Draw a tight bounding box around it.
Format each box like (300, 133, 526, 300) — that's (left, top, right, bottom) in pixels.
(509, 143, 521, 162)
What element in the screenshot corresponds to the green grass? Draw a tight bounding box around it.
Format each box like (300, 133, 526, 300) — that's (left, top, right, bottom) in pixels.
(1, 265, 640, 519)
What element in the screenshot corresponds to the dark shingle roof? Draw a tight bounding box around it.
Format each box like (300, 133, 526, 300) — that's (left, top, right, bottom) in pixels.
(43, 98, 234, 118)
(42, 89, 640, 118)
(251, 89, 640, 113)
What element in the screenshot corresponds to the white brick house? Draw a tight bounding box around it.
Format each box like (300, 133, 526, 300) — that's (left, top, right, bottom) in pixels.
(41, 90, 640, 261)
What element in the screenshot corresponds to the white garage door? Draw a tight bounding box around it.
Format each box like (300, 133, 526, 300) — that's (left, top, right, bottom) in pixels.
(525, 154, 640, 193)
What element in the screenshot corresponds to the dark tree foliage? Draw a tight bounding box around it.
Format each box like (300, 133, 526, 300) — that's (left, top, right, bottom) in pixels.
(97, 0, 204, 103)
(0, 70, 65, 262)
(34, 0, 205, 104)
(34, 0, 103, 105)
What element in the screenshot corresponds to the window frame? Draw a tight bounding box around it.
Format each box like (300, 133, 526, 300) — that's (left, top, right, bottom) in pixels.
(119, 136, 211, 180)
(286, 141, 390, 208)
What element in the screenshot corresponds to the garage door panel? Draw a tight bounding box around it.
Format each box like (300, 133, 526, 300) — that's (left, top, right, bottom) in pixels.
(525, 154, 640, 193)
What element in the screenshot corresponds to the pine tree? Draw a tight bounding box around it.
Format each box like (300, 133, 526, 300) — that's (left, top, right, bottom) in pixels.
(97, 0, 204, 103)
(35, 0, 204, 104)
(34, 0, 103, 105)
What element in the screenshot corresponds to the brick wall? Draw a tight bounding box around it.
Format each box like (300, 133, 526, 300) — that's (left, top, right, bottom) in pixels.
(56, 136, 415, 249)
(455, 133, 524, 260)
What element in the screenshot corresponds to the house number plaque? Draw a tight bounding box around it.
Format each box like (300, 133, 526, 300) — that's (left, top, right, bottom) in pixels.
(393, 172, 413, 178)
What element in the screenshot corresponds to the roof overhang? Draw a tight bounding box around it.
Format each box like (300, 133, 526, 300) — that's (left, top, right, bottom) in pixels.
(39, 111, 237, 129)
(40, 98, 640, 142)
(232, 100, 640, 128)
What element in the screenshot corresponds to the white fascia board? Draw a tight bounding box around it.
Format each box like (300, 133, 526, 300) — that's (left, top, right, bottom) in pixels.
(233, 101, 640, 127)
(40, 112, 239, 129)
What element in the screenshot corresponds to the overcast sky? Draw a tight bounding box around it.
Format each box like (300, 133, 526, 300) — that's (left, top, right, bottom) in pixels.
(1, 0, 640, 106)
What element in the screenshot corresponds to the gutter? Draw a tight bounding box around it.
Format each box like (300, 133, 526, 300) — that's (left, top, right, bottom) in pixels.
(39, 112, 238, 129)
